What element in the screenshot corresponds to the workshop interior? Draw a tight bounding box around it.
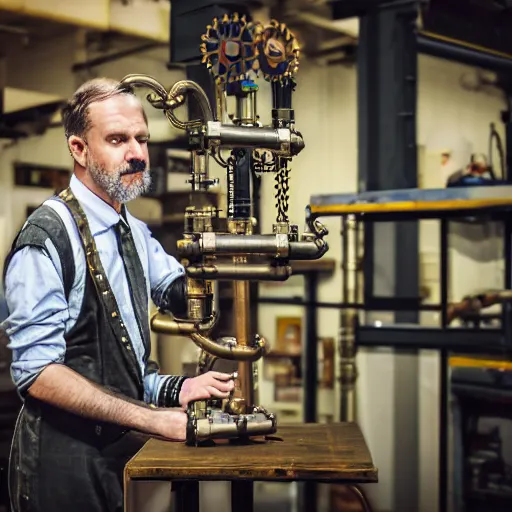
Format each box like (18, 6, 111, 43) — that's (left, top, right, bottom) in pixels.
(2, 0, 512, 511)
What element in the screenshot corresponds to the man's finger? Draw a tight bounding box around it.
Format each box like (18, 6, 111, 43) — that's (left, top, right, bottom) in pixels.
(210, 380, 233, 393)
(209, 371, 235, 381)
(206, 386, 231, 399)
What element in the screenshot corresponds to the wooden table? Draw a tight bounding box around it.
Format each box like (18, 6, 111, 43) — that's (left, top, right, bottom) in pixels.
(124, 422, 378, 512)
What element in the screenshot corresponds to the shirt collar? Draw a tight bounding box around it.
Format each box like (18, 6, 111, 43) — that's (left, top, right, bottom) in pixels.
(69, 174, 124, 236)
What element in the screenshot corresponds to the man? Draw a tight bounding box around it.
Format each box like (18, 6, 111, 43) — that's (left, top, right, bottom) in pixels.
(445, 152, 492, 187)
(1, 78, 234, 512)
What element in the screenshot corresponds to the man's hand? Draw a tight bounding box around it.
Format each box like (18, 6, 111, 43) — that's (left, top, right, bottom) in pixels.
(151, 408, 188, 441)
(179, 371, 235, 409)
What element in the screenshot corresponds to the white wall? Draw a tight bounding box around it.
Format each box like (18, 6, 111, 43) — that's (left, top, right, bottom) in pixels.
(0, 25, 508, 512)
(259, 54, 507, 512)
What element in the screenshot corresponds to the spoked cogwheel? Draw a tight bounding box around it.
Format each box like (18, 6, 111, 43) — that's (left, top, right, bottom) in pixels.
(255, 20, 300, 82)
(200, 12, 260, 83)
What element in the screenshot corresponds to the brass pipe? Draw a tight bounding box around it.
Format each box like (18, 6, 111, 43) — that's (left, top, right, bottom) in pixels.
(179, 235, 327, 260)
(234, 279, 254, 408)
(193, 416, 275, 441)
(150, 311, 217, 335)
(189, 332, 267, 361)
(186, 263, 292, 281)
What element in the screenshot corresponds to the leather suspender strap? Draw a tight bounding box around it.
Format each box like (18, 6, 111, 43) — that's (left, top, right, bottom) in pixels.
(58, 188, 143, 387)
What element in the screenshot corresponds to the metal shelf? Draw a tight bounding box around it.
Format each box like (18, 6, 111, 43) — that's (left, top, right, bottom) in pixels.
(357, 325, 506, 354)
(310, 185, 512, 220)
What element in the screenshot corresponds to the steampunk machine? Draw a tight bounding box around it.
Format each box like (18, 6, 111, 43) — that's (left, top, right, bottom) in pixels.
(120, 13, 328, 445)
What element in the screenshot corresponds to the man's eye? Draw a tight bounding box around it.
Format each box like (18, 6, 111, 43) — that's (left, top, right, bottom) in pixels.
(110, 137, 121, 145)
(138, 137, 149, 144)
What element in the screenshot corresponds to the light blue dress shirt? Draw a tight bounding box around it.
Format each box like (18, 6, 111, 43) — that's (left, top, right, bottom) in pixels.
(2, 174, 185, 404)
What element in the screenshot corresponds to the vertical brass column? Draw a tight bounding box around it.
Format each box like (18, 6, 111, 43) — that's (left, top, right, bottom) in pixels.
(229, 219, 254, 412)
(234, 274, 254, 410)
(228, 89, 258, 413)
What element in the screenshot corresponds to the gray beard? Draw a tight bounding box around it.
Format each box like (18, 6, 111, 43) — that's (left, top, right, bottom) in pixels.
(88, 161, 152, 203)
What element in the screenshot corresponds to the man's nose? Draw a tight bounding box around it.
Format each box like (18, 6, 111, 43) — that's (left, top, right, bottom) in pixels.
(126, 139, 146, 161)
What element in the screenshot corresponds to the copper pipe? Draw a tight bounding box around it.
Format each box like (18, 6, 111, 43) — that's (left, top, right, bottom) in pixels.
(189, 332, 267, 361)
(150, 311, 217, 335)
(234, 279, 254, 408)
(186, 263, 292, 281)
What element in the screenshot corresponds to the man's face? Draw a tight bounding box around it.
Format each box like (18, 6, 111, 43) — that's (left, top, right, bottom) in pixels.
(83, 94, 151, 203)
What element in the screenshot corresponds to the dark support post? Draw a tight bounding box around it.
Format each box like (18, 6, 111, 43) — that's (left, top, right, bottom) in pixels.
(359, 0, 419, 308)
(503, 217, 512, 348)
(503, 95, 512, 184)
(231, 481, 254, 512)
(301, 271, 319, 512)
(304, 271, 319, 424)
(439, 219, 449, 512)
(358, 2, 420, 511)
(174, 481, 200, 512)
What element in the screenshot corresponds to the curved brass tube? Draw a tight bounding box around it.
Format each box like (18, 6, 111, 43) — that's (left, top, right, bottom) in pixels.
(120, 74, 168, 100)
(119, 75, 214, 131)
(190, 332, 268, 361)
(167, 80, 214, 127)
(305, 206, 329, 238)
(150, 311, 217, 335)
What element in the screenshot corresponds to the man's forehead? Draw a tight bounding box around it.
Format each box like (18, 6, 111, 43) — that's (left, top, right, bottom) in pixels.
(88, 95, 147, 132)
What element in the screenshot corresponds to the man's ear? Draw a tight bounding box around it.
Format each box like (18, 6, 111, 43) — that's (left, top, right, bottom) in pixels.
(68, 135, 87, 167)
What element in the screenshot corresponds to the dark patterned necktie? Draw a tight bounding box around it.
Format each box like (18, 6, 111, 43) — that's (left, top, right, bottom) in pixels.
(114, 208, 150, 356)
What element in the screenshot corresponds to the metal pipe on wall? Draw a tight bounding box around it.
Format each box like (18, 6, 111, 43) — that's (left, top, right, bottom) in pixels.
(339, 215, 359, 422)
(418, 32, 512, 74)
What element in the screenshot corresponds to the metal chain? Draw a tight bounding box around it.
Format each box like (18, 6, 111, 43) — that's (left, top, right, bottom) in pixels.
(252, 150, 276, 173)
(275, 157, 291, 223)
(252, 151, 291, 223)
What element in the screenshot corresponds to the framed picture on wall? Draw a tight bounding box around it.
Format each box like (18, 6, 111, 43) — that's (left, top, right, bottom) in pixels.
(275, 316, 302, 355)
(318, 337, 335, 389)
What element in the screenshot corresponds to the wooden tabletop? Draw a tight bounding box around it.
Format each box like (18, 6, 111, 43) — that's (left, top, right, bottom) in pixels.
(125, 422, 378, 484)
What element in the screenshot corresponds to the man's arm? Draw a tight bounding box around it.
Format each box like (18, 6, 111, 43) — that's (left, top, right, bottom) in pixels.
(135, 220, 235, 406)
(3, 245, 187, 440)
(29, 363, 186, 440)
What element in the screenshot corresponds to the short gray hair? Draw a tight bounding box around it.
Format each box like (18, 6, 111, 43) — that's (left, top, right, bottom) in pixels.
(61, 77, 146, 139)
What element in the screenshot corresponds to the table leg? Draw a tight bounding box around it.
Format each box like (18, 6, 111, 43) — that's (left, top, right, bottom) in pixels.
(174, 480, 200, 512)
(123, 474, 134, 512)
(231, 481, 253, 512)
(301, 481, 317, 512)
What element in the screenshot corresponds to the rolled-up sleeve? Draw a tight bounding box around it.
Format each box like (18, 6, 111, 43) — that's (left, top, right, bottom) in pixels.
(131, 218, 188, 406)
(143, 371, 161, 405)
(144, 372, 186, 408)
(2, 246, 68, 394)
(138, 223, 185, 308)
